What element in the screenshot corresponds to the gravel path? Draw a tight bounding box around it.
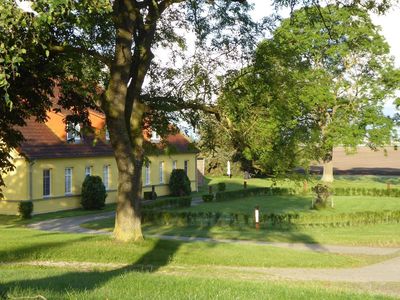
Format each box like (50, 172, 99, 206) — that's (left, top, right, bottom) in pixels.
(2, 257, 400, 283)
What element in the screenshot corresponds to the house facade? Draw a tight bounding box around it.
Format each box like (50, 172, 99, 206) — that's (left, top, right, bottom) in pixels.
(0, 109, 198, 215)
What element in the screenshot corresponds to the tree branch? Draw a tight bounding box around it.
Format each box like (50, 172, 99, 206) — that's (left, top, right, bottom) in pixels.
(49, 45, 112, 68)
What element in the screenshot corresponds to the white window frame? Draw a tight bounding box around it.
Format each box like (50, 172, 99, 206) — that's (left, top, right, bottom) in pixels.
(184, 160, 189, 175)
(43, 169, 51, 197)
(145, 163, 151, 186)
(103, 165, 110, 190)
(66, 122, 81, 143)
(105, 127, 110, 142)
(150, 130, 160, 143)
(65, 167, 73, 195)
(159, 161, 164, 184)
(85, 166, 92, 177)
(172, 160, 177, 170)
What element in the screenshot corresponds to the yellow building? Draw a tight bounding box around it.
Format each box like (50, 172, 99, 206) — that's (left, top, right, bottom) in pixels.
(0, 109, 198, 215)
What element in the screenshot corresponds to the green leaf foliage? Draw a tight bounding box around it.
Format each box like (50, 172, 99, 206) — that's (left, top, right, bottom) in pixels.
(169, 169, 192, 197)
(212, 5, 400, 178)
(81, 176, 107, 210)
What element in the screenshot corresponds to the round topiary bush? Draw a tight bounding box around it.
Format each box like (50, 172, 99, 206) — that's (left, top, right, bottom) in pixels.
(81, 175, 107, 210)
(169, 169, 191, 196)
(18, 201, 33, 219)
(311, 183, 331, 210)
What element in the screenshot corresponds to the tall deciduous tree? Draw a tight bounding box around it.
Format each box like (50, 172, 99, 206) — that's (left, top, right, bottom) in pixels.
(214, 5, 400, 182)
(1, 0, 258, 241)
(1, 0, 398, 242)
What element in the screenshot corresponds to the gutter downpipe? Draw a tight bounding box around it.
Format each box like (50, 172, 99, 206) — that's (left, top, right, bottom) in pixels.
(29, 160, 35, 201)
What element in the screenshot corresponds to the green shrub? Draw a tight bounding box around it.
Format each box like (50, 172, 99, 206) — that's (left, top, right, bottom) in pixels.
(202, 194, 214, 202)
(18, 201, 33, 219)
(311, 184, 331, 210)
(217, 182, 226, 192)
(169, 169, 191, 196)
(81, 176, 107, 210)
(144, 191, 157, 200)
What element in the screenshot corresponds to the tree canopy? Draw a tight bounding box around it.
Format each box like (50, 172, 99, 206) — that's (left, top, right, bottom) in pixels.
(1, 0, 399, 241)
(206, 5, 400, 181)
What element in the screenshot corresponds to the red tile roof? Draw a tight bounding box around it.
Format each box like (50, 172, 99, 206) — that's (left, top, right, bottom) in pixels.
(17, 116, 197, 160)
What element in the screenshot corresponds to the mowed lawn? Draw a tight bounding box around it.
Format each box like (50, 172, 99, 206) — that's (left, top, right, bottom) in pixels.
(180, 194, 400, 215)
(1, 265, 397, 300)
(82, 193, 400, 247)
(1, 175, 400, 299)
(0, 222, 398, 299)
(2, 265, 398, 300)
(1, 222, 397, 299)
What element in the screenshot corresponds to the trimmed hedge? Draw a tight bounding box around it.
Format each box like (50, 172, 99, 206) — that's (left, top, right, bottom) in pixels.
(215, 187, 296, 202)
(169, 169, 191, 196)
(213, 186, 400, 201)
(143, 196, 192, 210)
(332, 187, 400, 197)
(141, 209, 400, 228)
(202, 194, 214, 203)
(81, 176, 107, 210)
(18, 201, 33, 219)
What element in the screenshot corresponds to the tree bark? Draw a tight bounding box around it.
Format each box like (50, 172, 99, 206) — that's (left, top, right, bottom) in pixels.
(101, 0, 144, 242)
(105, 103, 144, 242)
(321, 150, 334, 183)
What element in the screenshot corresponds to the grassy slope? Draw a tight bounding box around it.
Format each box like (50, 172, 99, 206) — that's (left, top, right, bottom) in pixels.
(0, 226, 384, 268)
(82, 218, 400, 247)
(1, 266, 397, 300)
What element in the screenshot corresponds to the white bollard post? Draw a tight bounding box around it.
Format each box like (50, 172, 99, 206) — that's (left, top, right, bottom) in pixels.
(255, 206, 260, 230)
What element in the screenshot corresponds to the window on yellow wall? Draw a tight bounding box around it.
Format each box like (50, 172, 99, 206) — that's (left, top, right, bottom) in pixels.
(172, 160, 177, 170)
(65, 168, 72, 195)
(184, 160, 189, 175)
(159, 161, 164, 183)
(85, 166, 92, 177)
(145, 163, 150, 186)
(43, 169, 51, 197)
(103, 165, 110, 190)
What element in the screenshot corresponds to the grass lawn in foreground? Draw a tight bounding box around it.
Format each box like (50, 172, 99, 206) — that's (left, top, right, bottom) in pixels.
(81, 193, 400, 247)
(81, 218, 400, 247)
(0, 226, 385, 268)
(0, 265, 397, 300)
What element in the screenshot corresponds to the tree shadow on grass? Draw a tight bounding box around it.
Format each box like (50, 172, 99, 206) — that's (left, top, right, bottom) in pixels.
(0, 194, 326, 297)
(0, 224, 327, 298)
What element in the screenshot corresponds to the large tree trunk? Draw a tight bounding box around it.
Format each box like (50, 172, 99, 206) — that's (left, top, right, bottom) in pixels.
(106, 113, 144, 242)
(321, 150, 334, 183)
(102, 0, 160, 242)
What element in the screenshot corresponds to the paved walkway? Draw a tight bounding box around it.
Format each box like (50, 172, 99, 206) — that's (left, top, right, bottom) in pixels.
(28, 211, 400, 256)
